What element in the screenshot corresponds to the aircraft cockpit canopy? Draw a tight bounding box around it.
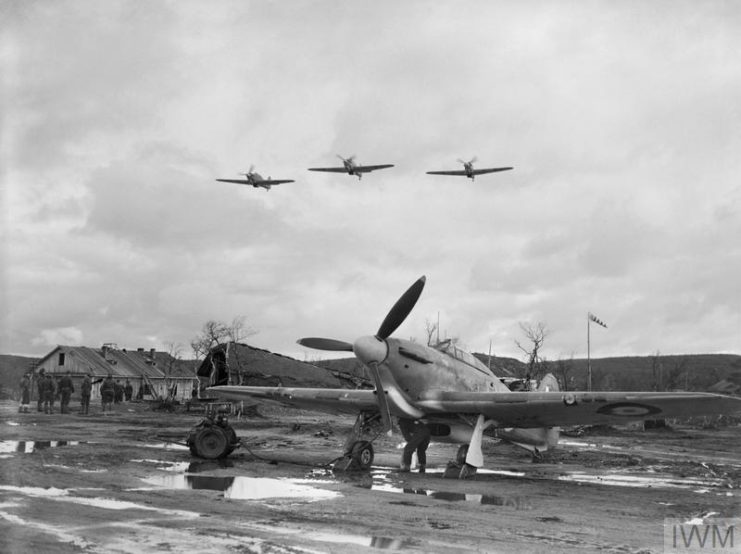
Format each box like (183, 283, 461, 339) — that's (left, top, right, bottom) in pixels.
(432, 340, 489, 373)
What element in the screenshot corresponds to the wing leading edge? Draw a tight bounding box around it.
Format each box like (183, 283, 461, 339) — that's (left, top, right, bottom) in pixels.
(209, 386, 379, 416)
(415, 391, 741, 428)
(426, 167, 513, 176)
(216, 179, 293, 186)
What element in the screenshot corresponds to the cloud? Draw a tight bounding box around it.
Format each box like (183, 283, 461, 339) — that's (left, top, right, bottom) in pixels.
(3, 1, 740, 363)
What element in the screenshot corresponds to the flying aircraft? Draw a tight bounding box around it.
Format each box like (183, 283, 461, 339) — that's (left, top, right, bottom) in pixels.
(207, 276, 741, 478)
(216, 166, 294, 191)
(427, 157, 513, 180)
(308, 155, 394, 180)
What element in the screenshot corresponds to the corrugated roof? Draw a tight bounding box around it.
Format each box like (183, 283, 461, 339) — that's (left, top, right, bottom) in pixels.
(38, 345, 195, 380)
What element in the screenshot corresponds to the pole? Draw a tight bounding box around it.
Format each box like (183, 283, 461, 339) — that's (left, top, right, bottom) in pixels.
(587, 313, 592, 392)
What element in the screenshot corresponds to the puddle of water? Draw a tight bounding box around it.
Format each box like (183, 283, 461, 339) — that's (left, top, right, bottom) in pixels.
(137, 442, 189, 451)
(132, 459, 235, 473)
(6, 421, 20, 426)
(142, 474, 340, 502)
(557, 471, 726, 490)
(0, 440, 83, 454)
(305, 531, 417, 550)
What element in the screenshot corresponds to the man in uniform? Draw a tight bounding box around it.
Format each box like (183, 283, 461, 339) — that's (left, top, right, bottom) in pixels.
(42, 373, 56, 414)
(79, 373, 92, 415)
(36, 370, 45, 412)
(398, 417, 432, 473)
(124, 379, 133, 402)
(19, 373, 31, 413)
(100, 374, 115, 412)
(58, 371, 75, 414)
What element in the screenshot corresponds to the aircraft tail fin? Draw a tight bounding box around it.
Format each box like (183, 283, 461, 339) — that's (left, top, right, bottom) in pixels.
(537, 373, 560, 392)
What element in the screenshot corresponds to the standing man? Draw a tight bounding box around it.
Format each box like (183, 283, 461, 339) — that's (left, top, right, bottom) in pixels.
(42, 373, 56, 414)
(398, 418, 432, 473)
(58, 371, 74, 414)
(19, 373, 31, 413)
(124, 379, 133, 402)
(79, 373, 92, 415)
(100, 374, 115, 412)
(36, 370, 45, 412)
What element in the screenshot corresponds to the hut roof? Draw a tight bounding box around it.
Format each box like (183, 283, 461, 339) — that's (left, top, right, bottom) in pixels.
(37, 345, 195, 380)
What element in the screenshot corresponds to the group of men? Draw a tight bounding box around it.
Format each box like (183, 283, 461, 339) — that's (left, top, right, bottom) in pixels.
(18, 371, 134, 415)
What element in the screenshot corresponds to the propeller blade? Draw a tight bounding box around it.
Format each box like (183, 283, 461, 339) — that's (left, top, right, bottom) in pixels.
(368, 361, 393, 434)
(376, 276, 426, 340)
(470, 156, 477, 164)
(296, 337, 353, 351)
(249, 164, 255, 173)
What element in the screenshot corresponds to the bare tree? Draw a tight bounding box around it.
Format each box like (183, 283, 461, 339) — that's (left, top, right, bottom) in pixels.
(163, 342, 184, 400)
(424, 318, 439, 346)
(555, 356, 575, 391)
(515, 321, 549, 383)
(190, 320, 230, 361)
(225, 316, 257, 383)
(191, 317, 258, 386)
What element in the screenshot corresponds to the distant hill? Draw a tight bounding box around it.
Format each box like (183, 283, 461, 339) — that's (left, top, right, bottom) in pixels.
(0, 354, 39, 399)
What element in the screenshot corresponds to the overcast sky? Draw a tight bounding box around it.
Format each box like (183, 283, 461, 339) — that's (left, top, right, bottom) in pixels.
(2, 1, 739, 363)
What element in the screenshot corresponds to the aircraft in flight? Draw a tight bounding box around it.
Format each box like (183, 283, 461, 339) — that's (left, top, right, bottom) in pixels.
(216, 166, 294, 191)
(206, 276, 741, 478)
(427, 157, 513, 180)
(308, 155, 394, 180)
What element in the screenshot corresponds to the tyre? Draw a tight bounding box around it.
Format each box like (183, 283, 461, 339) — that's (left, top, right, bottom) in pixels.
(350, 440, 374, 470)
(192, 426, 229, 459)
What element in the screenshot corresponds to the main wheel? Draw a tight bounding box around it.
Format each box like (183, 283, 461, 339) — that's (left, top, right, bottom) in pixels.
(459, 463, 477, 480)
(456, 444, 469, 465)
(350, 441, 374, 470)
(192, 426, 229, 459)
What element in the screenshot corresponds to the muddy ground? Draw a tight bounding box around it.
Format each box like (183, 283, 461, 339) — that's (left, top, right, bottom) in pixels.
(0, 399, 739, 553)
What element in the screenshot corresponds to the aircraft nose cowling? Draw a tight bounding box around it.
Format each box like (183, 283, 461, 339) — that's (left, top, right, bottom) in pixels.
(353, 336, 388, 365)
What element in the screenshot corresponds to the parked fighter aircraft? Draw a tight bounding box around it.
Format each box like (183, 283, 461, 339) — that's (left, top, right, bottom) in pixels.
(207, 276, 741, 478)
(427, 157, 513, 180)
(216, 166, 294, 191)
(308, 155, 394, 180)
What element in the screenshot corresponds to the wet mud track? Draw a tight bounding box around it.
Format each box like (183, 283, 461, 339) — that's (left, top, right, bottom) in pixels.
(1, 400, 739, 553)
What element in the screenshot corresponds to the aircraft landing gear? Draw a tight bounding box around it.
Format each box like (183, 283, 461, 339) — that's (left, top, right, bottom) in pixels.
(444, 415, 494, 479)
(333, 412, 380, 472)
(334, 440, 375, 471)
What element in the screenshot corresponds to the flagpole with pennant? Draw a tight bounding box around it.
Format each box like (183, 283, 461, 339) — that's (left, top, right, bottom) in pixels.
(587, 312, 608, 391)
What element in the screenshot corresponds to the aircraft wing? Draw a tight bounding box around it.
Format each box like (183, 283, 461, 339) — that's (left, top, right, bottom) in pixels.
(259, 179, 294, 185)
(355, 164, 394, 172)
(471, 167, 513, 175)
(426, 170, 468, 176)
(307, 167, 350, 173)
(208, 385, 379, 416)
(414, 391, 741, 428)
(216, 179, 252, 185)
